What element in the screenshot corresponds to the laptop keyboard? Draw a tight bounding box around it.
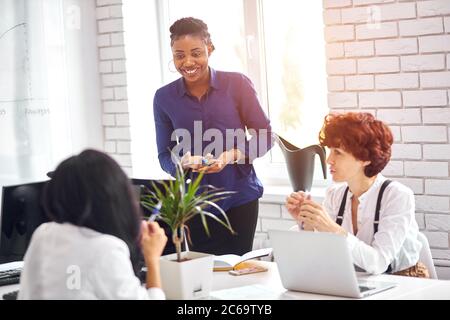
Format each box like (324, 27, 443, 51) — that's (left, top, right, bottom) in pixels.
(0, 268, 21, 286)
(358, 285, 376, 293)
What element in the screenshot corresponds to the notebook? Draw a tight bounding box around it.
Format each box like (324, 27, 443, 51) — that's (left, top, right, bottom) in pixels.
(213, 248, 272, 271)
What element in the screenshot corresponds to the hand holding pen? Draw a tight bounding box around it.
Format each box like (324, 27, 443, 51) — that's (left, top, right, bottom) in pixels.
(140, 215, 167, 268)
(285, 191, 310, 220)
(180, 152, 215, 171)
(148, 201, 162, 222)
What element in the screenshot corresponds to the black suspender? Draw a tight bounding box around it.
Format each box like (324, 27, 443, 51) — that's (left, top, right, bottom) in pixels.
(373, 180, 392, 233)
(335, 180, 392, 234)
(336, 187, 349, 226)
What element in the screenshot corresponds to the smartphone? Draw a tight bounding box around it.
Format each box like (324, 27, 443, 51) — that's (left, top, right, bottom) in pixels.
(228, 266, 268, 276)
(186, 158, 216, 167)
(201, 157, 217, 167)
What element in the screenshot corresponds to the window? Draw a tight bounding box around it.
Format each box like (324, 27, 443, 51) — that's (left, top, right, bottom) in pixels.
(124, 0, 329, 186)
(0, 0, 102, 186)
(255, 0, 329, 186)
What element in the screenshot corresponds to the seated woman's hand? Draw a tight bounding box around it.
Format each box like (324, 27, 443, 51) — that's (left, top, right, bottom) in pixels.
(285, 191, 309, 220)
(140, 221, 168, 263)
(298, 200, 346, 235)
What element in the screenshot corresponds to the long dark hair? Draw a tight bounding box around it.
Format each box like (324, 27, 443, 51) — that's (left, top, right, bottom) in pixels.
(43, 149, 143, 273)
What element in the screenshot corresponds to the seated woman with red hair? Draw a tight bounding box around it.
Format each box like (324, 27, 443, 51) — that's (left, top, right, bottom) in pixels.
(285, 112, 428, 278)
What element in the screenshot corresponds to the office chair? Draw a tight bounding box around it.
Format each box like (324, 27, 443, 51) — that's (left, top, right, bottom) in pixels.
(417, 232, 438, 279)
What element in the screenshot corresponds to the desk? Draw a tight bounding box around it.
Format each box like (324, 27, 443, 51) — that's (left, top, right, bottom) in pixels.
(2, 261, 449, 300)
(0, 283, 17, 299)
(210, 261, 450, 300)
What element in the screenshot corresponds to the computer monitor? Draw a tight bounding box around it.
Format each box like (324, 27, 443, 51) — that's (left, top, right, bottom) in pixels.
(131, 178, 170, 215)
(130, 178, 180, 255)
(0, 181, 49, 264)
(0, 178, 177, 264)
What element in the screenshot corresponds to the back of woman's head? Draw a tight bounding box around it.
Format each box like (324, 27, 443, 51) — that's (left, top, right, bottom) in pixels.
(169, 17, 215, 50)
(319, 112, 393, 177)
(43, 149, 142, 270)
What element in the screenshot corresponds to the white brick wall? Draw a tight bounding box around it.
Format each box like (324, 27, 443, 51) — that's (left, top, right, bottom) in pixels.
(359, 91, 401, 107)
(358, 56, 399, 73)
(391, 143, 422, 159)
(320, 0, 450, 275)
(403, 90, 447, 107)
(344, 41, 374, 57)
(96, 0, 132, 174)
(401, 54, 445, 72)
(399, 17, 444, 36)
(423, 144, 450, 159)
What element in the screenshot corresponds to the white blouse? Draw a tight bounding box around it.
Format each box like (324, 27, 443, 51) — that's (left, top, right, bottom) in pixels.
(323, 174, 422, 274)
(18, 222, 165, 300)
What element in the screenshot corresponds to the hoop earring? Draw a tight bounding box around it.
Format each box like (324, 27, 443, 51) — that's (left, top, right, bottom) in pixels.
(168, 60, 178, 73)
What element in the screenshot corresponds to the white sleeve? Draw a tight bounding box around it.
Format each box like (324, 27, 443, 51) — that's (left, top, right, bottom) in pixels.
(346, 186, 415, 274)
(91, 240, 165, 300)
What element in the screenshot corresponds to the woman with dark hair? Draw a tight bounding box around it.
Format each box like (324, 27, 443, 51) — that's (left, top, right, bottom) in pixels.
(153, 17, 272, 255)
(285, 112, 428, 278)
(19, 149, 168, 299)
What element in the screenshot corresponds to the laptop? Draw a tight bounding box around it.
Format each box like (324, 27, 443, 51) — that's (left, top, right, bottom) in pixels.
(268, 229, 397, 298)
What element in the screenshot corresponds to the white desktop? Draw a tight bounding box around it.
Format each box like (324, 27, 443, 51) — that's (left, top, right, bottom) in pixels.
(1, 261, 450, 299)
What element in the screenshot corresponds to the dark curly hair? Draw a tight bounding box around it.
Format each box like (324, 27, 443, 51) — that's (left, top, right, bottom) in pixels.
(169, 17, 215, 50)
(319, 112, 393, 177)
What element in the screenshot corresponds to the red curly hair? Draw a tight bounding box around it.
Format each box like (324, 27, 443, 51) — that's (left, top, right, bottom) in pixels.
(319, 112, 393, 177)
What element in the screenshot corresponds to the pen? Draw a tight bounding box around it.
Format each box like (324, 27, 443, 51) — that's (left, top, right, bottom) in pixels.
(298, 193, 311, 231)
(304, 193, 317, 232)
(148, 201, 162, 222)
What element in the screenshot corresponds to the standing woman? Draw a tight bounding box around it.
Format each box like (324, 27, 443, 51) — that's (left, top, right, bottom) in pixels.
(153, 17, 272, 255)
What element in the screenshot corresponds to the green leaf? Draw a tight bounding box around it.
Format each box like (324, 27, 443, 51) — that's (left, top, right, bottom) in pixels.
(139, 151, 234, 258)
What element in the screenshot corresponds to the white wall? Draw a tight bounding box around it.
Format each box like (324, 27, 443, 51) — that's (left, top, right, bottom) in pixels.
(322, 0, 450, 278)
(95, 0, 170, 179)
(95, 0, 133, 176)
(257, 0, 450, 279)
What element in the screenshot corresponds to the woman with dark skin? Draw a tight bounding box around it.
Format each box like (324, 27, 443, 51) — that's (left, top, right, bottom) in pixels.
(153, 17, 272, 255)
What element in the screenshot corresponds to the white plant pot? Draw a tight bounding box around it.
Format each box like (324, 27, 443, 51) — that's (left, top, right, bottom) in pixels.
(160, 251, 214, 300)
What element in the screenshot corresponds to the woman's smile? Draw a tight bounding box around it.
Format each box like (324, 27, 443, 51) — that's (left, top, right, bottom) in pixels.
(182, 66, 200, 78)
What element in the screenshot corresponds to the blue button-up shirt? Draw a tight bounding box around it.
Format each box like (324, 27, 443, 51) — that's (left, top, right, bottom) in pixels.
(153, 68, 273, 212)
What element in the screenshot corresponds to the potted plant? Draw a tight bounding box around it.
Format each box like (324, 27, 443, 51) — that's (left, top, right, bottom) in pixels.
(140, 159, 235, 299)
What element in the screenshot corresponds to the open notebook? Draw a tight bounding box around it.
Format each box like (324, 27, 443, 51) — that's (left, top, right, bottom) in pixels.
(213, 248, 272, 271)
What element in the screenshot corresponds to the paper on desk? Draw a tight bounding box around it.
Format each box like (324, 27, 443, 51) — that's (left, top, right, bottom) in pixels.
(0, 261, 24, 272)
(210, 284, 286, 300)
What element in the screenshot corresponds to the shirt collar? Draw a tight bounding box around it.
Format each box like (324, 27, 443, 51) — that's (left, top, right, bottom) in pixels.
(176, 67, 219, 97)
(348, 174, 385, 203)
(209, 67, 219, 90)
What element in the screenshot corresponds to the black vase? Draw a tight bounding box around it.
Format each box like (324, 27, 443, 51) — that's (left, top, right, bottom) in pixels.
(275, 135, 327, 192)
